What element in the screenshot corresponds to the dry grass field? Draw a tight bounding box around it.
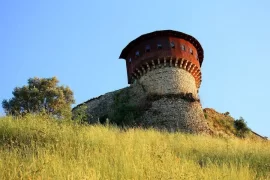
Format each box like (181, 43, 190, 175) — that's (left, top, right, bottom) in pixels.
(0, 115, 269, 179)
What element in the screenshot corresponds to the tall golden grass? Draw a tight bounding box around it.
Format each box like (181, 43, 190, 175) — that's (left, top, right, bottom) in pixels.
(0, 115, 269, 179)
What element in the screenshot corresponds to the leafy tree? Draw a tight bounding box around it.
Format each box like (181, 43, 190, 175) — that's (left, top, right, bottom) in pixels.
(2, 77, 75, 118)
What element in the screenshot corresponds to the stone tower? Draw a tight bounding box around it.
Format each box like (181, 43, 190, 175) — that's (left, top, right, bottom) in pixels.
(119, 30, 209, 133)
(73, 30, 209, 134)
(120, 30, 203, 95)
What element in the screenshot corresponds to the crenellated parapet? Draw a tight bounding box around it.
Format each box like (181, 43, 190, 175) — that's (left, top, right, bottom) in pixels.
(130, 56, 202, 88)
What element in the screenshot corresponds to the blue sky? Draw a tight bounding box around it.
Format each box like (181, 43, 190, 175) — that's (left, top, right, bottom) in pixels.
(1, 0, 269, 137)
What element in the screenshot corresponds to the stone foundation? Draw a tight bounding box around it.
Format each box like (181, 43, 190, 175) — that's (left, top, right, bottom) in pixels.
(73, 82, 210, 133)
(141, 97, 208, 133)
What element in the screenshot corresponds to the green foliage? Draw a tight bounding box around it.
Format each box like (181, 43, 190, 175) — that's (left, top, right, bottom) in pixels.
(110, 103, 141, 126)
(72, 104, 91, 124)
(0, 115, 269, 179)
(2, 77, 75, 118)
(108, 90, 143, 127)
(235, 117, 251, 138)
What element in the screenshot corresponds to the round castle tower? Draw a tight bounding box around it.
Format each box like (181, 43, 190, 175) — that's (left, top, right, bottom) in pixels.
(119, 30, 209, 133)
(120, 30, 203, 97)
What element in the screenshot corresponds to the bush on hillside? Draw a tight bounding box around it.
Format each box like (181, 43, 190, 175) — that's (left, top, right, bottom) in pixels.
(72, 104, 92, 124)
(234, 117, 250, 138)
(108, 90, 144, 127)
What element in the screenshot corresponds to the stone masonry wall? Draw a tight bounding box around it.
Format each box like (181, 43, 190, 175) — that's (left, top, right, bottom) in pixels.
(141, 97, 209, 133)
(74, 84, 146, 124)
(138, 67, 198, 98)
(73, 67, 209, 133)
(81, 90, 118, 123)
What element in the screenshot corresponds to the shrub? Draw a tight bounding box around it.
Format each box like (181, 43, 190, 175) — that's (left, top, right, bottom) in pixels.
(108, 89, 143, 127)
(204, 113, 208, 119)
(234, 117, 250, 138)
(72, 104, 91, 124)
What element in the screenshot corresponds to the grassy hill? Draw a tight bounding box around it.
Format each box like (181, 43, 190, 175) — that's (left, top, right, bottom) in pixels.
(203, 108, 266, 139)
(0, 115, 269, 179)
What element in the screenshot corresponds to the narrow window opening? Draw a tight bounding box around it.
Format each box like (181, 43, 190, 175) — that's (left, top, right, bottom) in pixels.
(195, 54, 199, 61)
(135, 51, 140, 57)
(145, 45, 150, 52)
(157, 44, 162, 49)
(170, 42, 175, 49)
(181, 44, 185, 51)
(190, 48, 193, 55)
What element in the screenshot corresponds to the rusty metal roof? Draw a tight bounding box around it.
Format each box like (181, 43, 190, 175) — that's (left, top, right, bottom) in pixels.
(119, 30, 204, 66)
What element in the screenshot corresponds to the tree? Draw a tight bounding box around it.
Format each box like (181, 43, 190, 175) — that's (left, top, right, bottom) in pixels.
(2, 77, 75, 118)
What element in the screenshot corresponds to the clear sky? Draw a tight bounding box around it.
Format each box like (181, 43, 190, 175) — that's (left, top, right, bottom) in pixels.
(1, 0, 269, 137)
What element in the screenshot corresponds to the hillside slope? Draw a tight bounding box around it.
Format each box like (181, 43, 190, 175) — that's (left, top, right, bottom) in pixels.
(0, 115, 269, 179)
(203, 108, 267, 140)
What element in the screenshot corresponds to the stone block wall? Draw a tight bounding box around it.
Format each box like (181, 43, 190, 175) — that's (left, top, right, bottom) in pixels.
(73, 69, 210, 133)
(141, 97, 209, 133)
(139, 67, 198, 97)
(80, 90, 117, 123)
(74, 84, 147, 124)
